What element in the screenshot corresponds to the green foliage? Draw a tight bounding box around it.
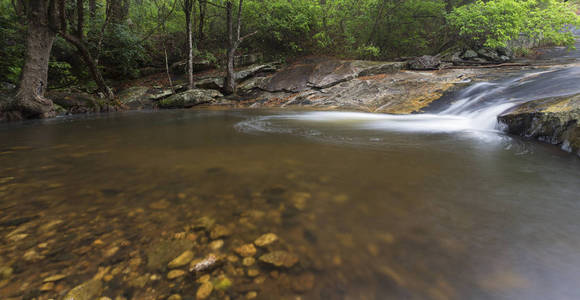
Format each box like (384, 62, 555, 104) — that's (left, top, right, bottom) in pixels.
(0, 2, 25, 84)
(98, 24, 149, 78)
(48, 61, 78, 89)
(447, 0, 580, 48)
(356, 45, 381, 60)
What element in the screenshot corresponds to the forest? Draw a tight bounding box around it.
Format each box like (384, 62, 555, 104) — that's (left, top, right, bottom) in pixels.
(0, 0, 579, 118)
(2, 1, 580, 300)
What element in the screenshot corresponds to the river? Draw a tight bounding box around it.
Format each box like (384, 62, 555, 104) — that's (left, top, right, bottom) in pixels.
(1, 92, 580, 299)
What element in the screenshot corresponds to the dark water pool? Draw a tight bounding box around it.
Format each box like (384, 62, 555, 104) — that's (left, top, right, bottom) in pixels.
(0, 109, 579, 300)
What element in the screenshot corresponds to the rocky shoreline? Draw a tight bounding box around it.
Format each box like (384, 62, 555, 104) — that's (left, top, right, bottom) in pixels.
(1, 54, 579, 157)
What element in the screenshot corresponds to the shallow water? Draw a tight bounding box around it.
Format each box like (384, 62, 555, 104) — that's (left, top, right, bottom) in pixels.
(0, 109, 579, 300)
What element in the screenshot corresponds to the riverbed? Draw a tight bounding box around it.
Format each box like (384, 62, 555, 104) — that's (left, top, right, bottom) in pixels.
(1, 109, 579, 300)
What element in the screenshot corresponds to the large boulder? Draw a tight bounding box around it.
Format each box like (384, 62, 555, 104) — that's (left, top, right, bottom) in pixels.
(408, 55, 441, 70)
(235, 63, 279, 82)
(170, 59, 215, 75)
(498, 93, 580, 157)
(259, 59, 406, 93)
(477, 48, 501, 62)
(462, 50, 478, 59)
(158, 89, 223, 108)
(117, 86, 153, 109)
(47, 91, 113, 114)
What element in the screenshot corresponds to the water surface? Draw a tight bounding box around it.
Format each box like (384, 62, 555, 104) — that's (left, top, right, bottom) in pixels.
(1, 109, 579, 300)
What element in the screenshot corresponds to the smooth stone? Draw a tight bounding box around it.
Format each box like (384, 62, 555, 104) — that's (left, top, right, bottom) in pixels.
(242, 257, 255, 267)
(210, 225, 231, 239)
(44, 274, 67, 282)
(196, 282, 213, 299)
(40, 282, 54, 291)
(63, 279, 103, 300)
(189, 254, 218, 273)
(235, 244, 257, 257)
(259, 251, 298, 268)
(214, 275, 232, 291)
(197, 274, 211, 283)
(146, 239, 195, 271)
(167, 269, 186, 280)
(254, 233, 278, 247)
(247, 269, 260, 277)
(168, 250, 195, 268)
(168, 295, 182, 300)
(209, 239, 224, 250)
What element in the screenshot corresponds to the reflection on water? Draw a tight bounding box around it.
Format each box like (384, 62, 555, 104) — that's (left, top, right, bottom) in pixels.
(1, 110, 579, 300)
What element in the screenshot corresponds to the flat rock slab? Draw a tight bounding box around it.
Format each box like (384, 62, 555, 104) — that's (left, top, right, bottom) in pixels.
(259, 59, 406, 93)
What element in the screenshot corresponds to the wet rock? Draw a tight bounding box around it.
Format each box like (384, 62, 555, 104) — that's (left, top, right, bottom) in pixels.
(210, 225, 231, 240)
(63, 279, 103, 300)
(477, 48, 500, 62)
(247, 269, 260, 277)
(168, 250, 195, 268)
(196, 281, 213, 299)
(0, 266, 13, 279)
(193, 216, 215, 230)
(209, 239, 224, 250)
(158, 89, 223, 109)
(168, 294, 182, 300)
(189, 254, 219, 273)
(292, 273, 315, 293)
(117, 86, 154, 109)
(47, 91, 113, 114)
(497, 46, 514, 58)
(409, 55, 441, 70)
(235, 244, 257, 257)
(146, 239, 195, 271)
(235, 63, 279, 82)
(40, 282, 54, 291)
(242, 257, 256, 267)
(167, 269, 187, 280)
(214, 275, 232, 291)
(43, 274, 67, 282)
(462, 50, 478, 59)
(254, 233, 278, 247)
(499, 93, 580, 156)
(259, 59, 405, 92)
(259, 251, 299, 268)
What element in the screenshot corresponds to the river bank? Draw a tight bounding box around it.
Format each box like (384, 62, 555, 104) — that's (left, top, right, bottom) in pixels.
(2, 50, 580, 157)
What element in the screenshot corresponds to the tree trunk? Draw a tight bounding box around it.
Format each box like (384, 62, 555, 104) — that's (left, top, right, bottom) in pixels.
(185, 6, 194, 90)
(198, 0, 206, 42)
(224, 0, 235, 95)
(61, 33, 114, 99)
(13, 0, 56, 119)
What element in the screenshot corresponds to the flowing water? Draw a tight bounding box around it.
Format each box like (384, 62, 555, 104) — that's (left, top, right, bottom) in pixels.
(2, 68, 580, 299)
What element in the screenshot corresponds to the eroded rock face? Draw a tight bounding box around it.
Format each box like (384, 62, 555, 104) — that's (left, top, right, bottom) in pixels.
(409, 55, 441, 70)
(498, 93, 580, 156)
(158, 89, 224, 108)
(252, 69, 478, 114)
(47, 92, 115, 114)
(258, 59, 406, 93)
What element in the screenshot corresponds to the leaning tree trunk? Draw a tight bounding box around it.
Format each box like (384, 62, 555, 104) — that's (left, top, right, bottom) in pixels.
(224, 0, 235, 95)
(61, 33, 114, 99)
(13, 1, 57, 119)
